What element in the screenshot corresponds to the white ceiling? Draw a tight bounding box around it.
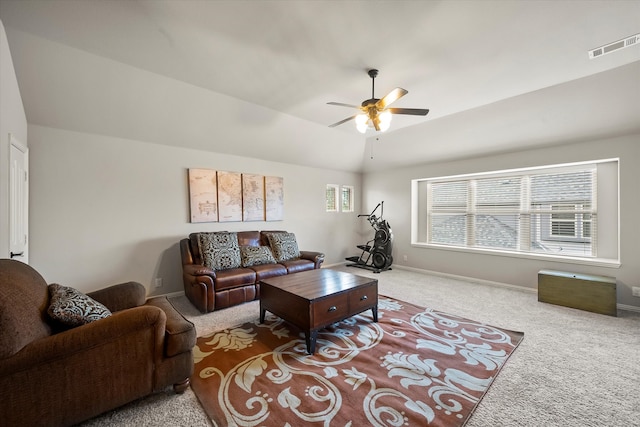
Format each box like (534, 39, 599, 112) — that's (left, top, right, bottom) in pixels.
(1, 0, 639, 172)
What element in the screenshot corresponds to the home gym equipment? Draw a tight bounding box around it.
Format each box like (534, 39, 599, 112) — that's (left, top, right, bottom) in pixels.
(345, 201, 393, 273)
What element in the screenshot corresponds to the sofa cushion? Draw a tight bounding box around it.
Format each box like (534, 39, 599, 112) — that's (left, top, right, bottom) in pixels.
(251, 263, 288, 281)
(213, 268, 257, 291)
(237, 231, 261, 247)
(267, 232, 300, 262)
(198, 232, 241, 271)
(240, 245, 277, 267)
(47, 284, 112, 327)
(280, 258, 316, 273)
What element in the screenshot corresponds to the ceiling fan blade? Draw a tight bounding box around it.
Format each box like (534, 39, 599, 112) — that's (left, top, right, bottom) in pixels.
(328, 115, 358, 128)
(327, 102, 361, 109)
(387, 107, 430, 116)
(376, 87, 408, 109)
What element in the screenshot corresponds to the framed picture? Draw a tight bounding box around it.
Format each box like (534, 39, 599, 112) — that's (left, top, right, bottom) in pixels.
(265, 176, 284, 221)
(188, 168, 218, 223)
(217, 171, 243, 222)
(242, 174, 265, 221)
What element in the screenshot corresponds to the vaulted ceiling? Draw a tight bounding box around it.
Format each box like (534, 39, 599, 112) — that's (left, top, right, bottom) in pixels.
(1, 0, 639, 172)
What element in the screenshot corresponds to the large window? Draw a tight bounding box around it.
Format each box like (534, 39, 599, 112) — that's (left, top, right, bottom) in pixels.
(412, 159, 619, 266)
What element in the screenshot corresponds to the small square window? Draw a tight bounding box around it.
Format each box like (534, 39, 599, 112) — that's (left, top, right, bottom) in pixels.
(341, 186, 354, 212)
(326, 184, 339, 212)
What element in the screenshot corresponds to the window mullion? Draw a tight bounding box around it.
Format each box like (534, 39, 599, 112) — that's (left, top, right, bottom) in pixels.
(591, 170, 598, 256)
(519, 175, 531, 252)
(467, 180, 476, 247)
(426, 182, 432, 243)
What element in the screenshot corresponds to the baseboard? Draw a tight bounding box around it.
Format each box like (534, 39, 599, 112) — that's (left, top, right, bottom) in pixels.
(150, 290, 185, 299)
(393, 264, 538, 294)
(617, 303, 640, 313)
(349, 263, 640, 314)
(323, 261, 349, 268)
(170, 262, 640, 314)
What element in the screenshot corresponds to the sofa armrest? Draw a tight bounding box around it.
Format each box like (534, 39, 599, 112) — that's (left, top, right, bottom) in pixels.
(0, 305, 166, 376)
(87, 281, 147, 312)
(145, 297, 196, 357)
(182, 263, 217, 279)
(300, 251, 325, 269)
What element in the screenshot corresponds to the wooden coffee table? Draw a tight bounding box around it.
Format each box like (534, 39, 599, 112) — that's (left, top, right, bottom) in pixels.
(259, 269, 378, 354)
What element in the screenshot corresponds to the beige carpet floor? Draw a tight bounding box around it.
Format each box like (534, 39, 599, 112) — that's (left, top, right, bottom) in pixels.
(78, 265, 640, 427)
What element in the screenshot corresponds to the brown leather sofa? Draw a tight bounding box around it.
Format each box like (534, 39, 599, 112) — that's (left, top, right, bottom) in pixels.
(180, 230, 324, 312)
(0, 259, 196, 427)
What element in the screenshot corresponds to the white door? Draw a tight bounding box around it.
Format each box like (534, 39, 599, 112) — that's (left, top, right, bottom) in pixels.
(9, 134, 28, 263)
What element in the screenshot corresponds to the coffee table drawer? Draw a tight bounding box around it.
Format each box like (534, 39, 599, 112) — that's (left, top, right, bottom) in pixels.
(313, 293, 349, 324)
(349, 284, 378, 311)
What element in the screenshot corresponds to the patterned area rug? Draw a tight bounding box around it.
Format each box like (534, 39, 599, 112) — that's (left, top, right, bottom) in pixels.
(191, 296, 524, 426)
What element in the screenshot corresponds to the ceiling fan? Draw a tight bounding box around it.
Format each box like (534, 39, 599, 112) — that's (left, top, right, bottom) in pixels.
(328, 69, 429, 133)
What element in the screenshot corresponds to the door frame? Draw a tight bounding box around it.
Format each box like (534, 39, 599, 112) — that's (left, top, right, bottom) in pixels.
(9, 133, 28, 263)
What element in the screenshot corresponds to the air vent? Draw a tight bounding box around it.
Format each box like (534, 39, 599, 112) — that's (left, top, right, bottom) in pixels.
(589, 33, 640, 59)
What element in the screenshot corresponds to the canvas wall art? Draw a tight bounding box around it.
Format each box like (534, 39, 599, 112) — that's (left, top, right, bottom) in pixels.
(188, 169, 283, 223)
(188, 169, 218, 223)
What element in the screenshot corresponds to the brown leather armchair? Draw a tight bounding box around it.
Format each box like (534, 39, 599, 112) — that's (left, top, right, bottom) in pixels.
(0, 259, 196, 427)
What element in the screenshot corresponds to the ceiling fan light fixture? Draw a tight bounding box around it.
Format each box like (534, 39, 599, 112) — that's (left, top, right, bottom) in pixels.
(379, 110, 392, 131)
(356, 114, 369, 133)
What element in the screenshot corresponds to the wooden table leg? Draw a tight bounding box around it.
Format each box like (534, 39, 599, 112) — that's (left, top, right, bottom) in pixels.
(306, 330, 319, 354)
(372, 306, 378, 322)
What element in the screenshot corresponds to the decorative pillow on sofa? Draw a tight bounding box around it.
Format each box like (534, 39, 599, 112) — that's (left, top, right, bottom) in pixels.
(47, 283, 112, 327)
(267, 232, 300, 262)
(198, 232, 241, 271)
(240, 245, 277, 267)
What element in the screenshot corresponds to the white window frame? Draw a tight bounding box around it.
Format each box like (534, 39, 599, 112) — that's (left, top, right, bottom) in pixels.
(411, 159, 620, 268)
(341, 185, 355, 213)
(326, 184, 339, 212)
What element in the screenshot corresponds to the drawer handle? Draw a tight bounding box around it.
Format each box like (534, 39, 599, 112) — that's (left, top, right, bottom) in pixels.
(328, 306, 337, 312)
(360, 295, 368, 301)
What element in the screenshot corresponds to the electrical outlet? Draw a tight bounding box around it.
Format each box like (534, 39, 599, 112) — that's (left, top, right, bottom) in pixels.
(403, 255, 408, 262)
(154, 278, 163, 289)
(632, 287, 640, 297)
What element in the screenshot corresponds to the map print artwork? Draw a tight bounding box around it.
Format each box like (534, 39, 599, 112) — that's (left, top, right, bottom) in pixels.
(265, 176, 284, 221)
(242, 174, 265, 221)
(188, 169, 218, 223)
(187, 169, 283, 223)
(217, 171, 243, 222)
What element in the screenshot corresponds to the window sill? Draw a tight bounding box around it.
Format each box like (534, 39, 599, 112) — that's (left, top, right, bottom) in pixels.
(411, 242, 621, 268)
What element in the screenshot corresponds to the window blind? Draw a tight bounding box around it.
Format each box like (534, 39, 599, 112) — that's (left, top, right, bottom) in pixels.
(427, 165, 597, 257)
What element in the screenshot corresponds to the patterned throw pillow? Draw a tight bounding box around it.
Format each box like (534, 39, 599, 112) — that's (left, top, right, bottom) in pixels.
(267, 232, 300, 262)
(47, 284, 112, 327)
(240, 246, 277, 267)
(198, 232, 241, 271)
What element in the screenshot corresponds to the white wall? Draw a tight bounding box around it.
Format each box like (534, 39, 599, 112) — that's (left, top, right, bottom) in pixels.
(363, 135, 640, 308)
(28, 124, 362, 296)
(0, 20, 27, 259)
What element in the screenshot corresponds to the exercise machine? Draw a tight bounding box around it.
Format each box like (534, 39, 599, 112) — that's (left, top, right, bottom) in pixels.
(345, 201, 393, 273)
